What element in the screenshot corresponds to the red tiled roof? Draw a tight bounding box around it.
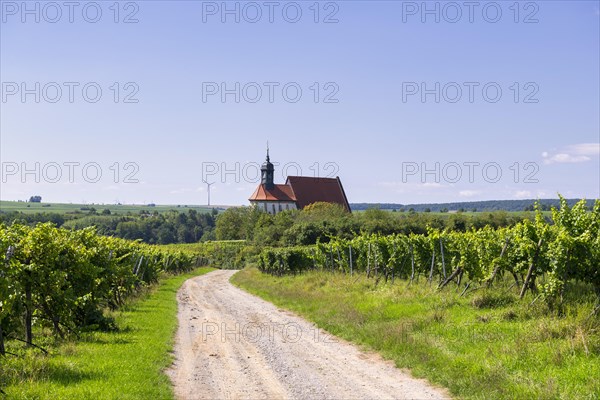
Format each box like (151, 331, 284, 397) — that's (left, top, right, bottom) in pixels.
(249, 184, 296, 202)
(286, 176, 351, 212)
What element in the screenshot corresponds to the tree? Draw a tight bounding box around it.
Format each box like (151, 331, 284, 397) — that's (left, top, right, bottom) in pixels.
(215, 207, 256, 240)
(298, 202, 348, 221)
(29, 196, 42, 203)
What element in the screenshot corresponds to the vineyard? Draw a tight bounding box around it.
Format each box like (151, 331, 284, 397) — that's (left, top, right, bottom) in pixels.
(0, 222, 201, 356)
(258, 198, 600, 302)
(158, 240, 256, 270)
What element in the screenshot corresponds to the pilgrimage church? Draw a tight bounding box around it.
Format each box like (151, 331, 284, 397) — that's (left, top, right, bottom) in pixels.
(249, 150, 351, 215)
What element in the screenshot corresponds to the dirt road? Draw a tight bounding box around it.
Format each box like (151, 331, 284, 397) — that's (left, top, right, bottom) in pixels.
(166, 270, 450, 400)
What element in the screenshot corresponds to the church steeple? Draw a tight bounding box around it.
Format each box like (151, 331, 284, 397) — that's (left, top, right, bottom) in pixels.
(261, 145, 274, 190)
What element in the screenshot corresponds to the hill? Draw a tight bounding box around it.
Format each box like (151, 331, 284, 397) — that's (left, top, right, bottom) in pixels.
(350, 199, 596, 212)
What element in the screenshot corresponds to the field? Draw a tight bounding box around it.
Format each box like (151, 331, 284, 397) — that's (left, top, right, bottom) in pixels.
(0, 200, 548, 218)
(0, 200, 219, 215)
(1, 267, 214, 399)
(232, 268, 600, 399)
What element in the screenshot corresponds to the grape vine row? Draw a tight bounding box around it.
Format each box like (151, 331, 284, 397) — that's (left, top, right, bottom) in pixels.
(0, 222, 199, 353)
(258, 198, 600, 300)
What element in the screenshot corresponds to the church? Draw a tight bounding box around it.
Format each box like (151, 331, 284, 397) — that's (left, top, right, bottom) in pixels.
(249, 150, 351, 215)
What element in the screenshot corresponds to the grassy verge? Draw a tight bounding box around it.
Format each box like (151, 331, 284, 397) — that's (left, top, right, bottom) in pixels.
(1, 267, 215, 400)
(232, 268, 599, 399)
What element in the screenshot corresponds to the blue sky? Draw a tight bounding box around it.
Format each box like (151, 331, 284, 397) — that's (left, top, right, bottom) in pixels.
(1, 0, 599, 206)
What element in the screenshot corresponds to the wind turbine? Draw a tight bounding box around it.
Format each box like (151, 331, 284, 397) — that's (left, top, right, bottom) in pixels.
(202, 179, 215, 206)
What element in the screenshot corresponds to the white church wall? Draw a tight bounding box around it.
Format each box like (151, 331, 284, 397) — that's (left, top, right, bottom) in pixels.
(251, 201, 297, 215)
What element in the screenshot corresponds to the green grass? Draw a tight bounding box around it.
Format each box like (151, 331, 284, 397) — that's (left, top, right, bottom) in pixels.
(1, 267, 215, 400)
(232, 268, 600, 400)
(0, 200, 218, 215)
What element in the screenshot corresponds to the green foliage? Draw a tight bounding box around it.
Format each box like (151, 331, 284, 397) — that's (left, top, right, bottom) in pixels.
(0, 223, 200, 352)
(215, 206, 261, 241)
(157, 241, 258, 270)
(1, 267, 214, 399)
(546, 196, 600, 297)
(255, 199, 600, 302)
(214, 202, 533, 247)
(199, 241, 257, 270)
(258, 246, 315, 275)
(298, 202, 348, 221)
(1, 207, 217, 245)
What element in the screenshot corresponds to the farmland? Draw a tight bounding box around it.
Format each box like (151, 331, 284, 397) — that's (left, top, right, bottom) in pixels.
(0, 200, 218, 215)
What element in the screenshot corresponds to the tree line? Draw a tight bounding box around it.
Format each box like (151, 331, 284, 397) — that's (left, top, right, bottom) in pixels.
(0, 209, 218, 245)
(350, 198, 595, 212)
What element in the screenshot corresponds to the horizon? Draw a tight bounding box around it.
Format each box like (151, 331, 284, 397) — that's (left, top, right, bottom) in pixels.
(1, 196, 595, 209)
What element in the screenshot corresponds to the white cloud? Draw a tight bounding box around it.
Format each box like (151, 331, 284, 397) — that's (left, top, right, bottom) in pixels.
(542, 142, 599, 164)
(514, 190, 532, 199)
(170, 188, 193, 194)
(544, 153, 590, 164)
(459, 190, 481, 197)
(566, 143, 600, 156)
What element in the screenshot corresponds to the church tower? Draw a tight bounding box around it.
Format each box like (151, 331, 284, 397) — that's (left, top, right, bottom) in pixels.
(261, 147, 275, 190)
(250, 148, 349, 214)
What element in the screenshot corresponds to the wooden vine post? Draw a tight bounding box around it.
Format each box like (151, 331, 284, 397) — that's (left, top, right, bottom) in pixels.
(329, 245, 334, 272)
(373, 246, 379, 278)
(25, 269, 33, 346)
(349, 245, 353, 276)
(486, 237, 510, 287)
(367, 243, 371, 278)
(428, 249, 436, 284)
(520, 238, 543, 299)
(410, 244, 415, 283)
(440, 237, 446, 279)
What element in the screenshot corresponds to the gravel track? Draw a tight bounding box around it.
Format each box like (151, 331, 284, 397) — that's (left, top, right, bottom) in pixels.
(166, 270, 450, 400)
